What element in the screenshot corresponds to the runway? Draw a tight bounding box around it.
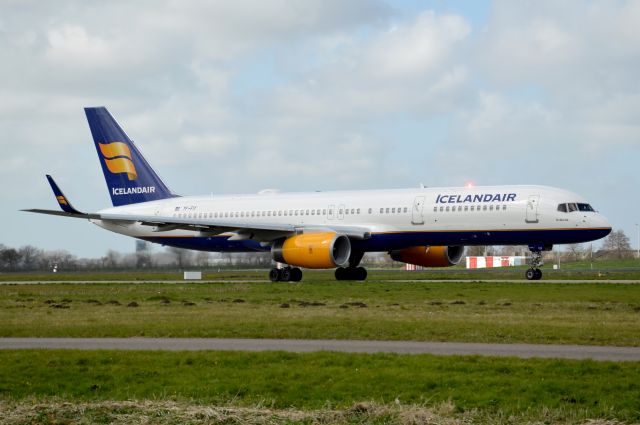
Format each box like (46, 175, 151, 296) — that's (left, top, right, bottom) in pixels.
(1, 338, 639, 361)
(0, 279, 639, 285)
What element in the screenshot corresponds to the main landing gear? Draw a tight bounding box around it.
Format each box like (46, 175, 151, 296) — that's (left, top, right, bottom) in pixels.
(335, 266, 368, 281)
(269, 267, 303, 282)
(525, 245, 545, 281)
(335, 250, 367, 281)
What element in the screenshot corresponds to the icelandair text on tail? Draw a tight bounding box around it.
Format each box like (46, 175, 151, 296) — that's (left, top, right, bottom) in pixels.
(112, 186, 156, 196)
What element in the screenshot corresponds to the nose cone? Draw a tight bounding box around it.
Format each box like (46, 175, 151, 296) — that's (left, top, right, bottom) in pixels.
(592, 214, 612, 239)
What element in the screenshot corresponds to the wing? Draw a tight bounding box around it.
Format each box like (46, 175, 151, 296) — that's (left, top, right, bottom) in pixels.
(23, 210, 371, 242)
(23, 176, 371, 243)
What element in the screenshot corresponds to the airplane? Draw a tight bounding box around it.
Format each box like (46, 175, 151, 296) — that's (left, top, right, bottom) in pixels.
(24, 107, 612, 281)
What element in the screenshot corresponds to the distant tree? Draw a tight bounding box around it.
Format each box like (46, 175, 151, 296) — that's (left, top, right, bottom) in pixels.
(0, 248, 21, 271)
(565, 243, 585, 262)
(602, 230, 631, 259)
(195, 251, 211, 267)
(466, 246, 486, 256)
(103, 250, 121, 269)
(168, 247, 193, 269)
(19, 245, 43, 270)
(46, 250, 78, 271)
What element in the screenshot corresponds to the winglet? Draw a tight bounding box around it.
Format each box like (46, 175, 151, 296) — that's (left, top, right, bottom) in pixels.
(46, 175, 82, 214)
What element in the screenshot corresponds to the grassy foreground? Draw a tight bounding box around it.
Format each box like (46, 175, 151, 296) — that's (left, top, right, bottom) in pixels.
(1, 280, 640, 345)
(0, 350, 639, 424)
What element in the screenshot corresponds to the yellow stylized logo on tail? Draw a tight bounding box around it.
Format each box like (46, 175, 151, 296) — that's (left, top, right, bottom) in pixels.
(56, 195, 67, 205)
(99, 142, 137, 181)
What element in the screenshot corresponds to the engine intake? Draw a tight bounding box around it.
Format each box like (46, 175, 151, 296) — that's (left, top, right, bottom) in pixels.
(272, 232, 351, 269)
(390, 245, 464, 267)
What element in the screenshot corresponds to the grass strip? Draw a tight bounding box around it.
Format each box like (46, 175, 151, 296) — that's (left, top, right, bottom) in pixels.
(0, 350, 638, 423)
(2, 281, 639, 345)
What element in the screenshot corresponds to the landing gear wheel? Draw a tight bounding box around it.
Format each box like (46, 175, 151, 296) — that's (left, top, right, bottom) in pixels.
(525, 268, 536, 281)
(355, 267, 367, 281)
(290, 268, 303, 282)
(335, 267, 368, 281)
(269, 268, 281, 282)
(534, 269, 542, 280)
(280, 267, 292, 282)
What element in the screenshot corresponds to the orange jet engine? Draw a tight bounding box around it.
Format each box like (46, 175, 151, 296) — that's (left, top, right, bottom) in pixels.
(272, 232, 351, 269)
(390, 245, 464, 267)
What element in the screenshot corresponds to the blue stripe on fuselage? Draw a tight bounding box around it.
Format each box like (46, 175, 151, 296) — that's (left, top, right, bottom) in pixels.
(141, 228, 611, 252)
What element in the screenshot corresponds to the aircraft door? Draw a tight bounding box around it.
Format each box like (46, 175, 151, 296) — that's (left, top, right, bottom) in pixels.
(411, 196, 425, 225)
(525, 195, 540, 223)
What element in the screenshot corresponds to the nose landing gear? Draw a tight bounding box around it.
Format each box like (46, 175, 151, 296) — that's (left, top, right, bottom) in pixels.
(525, 245, 545, 281)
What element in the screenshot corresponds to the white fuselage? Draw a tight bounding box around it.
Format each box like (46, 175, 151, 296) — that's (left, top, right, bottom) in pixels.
(91, 185, 611, 253)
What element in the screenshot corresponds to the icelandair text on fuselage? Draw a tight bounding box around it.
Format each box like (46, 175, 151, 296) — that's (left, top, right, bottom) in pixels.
(112, 186, 156, 196)
(436, 193, 516, 204)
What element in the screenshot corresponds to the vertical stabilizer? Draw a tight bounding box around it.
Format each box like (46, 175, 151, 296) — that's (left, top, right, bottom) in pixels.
(84, 107, 177, 206)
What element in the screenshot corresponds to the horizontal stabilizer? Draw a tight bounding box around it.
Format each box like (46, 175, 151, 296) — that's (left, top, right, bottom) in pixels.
(21, 209, 98, 220)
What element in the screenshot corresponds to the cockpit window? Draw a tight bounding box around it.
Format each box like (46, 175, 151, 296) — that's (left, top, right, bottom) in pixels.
(558, 202, 595, 213)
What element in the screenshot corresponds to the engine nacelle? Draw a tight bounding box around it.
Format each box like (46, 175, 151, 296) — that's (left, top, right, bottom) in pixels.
(272, 232, 351, 269)
(390, 245, 464, 267)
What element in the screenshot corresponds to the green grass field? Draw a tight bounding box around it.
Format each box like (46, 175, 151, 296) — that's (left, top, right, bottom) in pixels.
(2, 271, 640, 423)
(1, 279, 639, 345)
(0, 350, 639, 424)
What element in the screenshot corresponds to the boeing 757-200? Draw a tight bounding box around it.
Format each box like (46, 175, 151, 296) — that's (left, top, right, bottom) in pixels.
(24, 107, 612, 281)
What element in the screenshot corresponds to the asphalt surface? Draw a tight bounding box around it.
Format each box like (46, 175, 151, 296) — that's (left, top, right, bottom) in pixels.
(1, 338, 639, 361)
(0, 279, 639, 285)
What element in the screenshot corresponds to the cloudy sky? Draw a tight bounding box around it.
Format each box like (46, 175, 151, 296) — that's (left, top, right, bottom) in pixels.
(2, 0, 639, 257)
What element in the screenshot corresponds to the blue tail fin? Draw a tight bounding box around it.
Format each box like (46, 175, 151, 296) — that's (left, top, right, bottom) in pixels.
(84, 107, 178, 207)
(46, 174, 82, 214)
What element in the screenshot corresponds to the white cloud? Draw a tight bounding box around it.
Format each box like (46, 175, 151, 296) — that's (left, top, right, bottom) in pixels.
(1, 1, 639, 256)
(366, 11, 470, 78)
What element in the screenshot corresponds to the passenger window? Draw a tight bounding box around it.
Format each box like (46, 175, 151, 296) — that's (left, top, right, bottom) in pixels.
(458, 206, 463, 211)
(470, 206, 474, 211)
(306, 210, 309, 215)
(433, 206, 437, 212)
(311, 210, 315, 215)
(380, 208, 384, 214)
(368, 208, 372, 214)
(386, 208, 390, 213)
(502, 205, 506, 211)
(439, 206, 444, 212)
(323, 209, 326, 215)
(446, 206, 450, 212)
(489, 205, 493, 211)
(392, 208, 396, 213)
(356, 208, 360, 214)
(483, 205, 487, 211)
(464, 206, 468, 211)
(404, 207, 408, 213)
